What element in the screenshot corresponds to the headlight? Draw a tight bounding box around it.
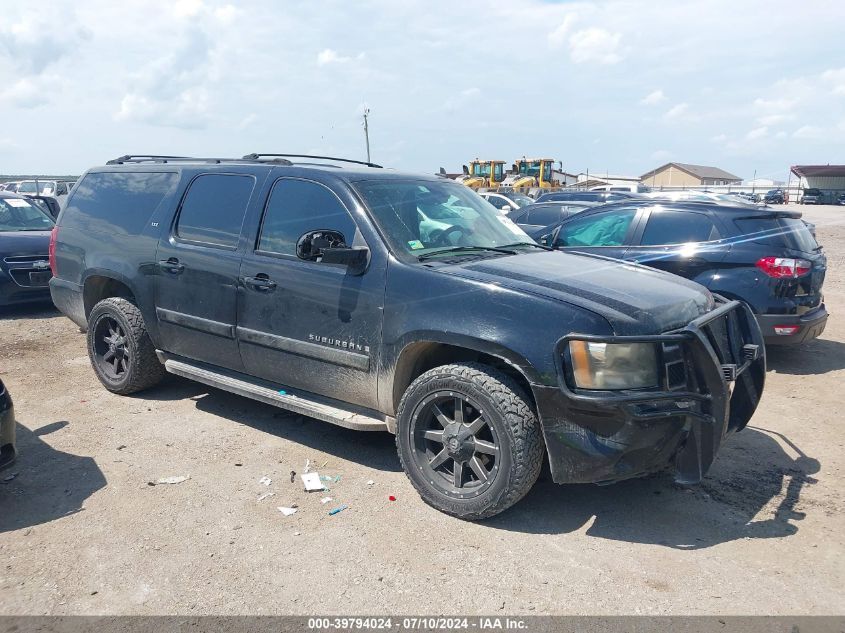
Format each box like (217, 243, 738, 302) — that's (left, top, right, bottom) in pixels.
(568, 340, 659, 390)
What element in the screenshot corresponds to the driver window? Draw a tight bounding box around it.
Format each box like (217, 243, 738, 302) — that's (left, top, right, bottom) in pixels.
(258, 178, 357, 256)
(556, 208, 637, 247)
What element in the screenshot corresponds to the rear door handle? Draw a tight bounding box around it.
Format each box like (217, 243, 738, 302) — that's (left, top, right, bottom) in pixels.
(243, 275, 277, 292)
(158, 258, 185, 274)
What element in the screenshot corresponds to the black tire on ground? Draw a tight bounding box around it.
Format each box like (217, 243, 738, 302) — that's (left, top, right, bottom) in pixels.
(396, 362, 544, 520)
(87, 297, 166, 395)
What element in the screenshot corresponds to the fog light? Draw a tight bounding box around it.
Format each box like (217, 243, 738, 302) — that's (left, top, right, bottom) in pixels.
(773, 325, 800, 336)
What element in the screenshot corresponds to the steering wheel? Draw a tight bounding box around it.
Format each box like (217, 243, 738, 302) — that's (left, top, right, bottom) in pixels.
(430, 224, 468, 246)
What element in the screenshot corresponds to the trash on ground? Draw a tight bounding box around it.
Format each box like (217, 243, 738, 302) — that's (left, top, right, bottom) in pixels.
(289, 470, 296, 483)
(154, 475, 190, 485)
(366, 480, 375, 486)
(304, 459, 311, 474)
(320, 497, 333, 504)
(259, 476, 272, 486)
(1, 472, 18, 483)
(278, 389, 287, 396)
(301, 472, 324, 492)
(319, 474, 341, 483)
(257, 492, 275, 502)
(277, 506, 298, 516)
(328, 504, 349, 516)
(293, 531, 301, 536)
(388, 495, 397, 502)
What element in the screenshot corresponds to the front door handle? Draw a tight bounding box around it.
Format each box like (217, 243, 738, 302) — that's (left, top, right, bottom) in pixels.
(243, 274, 277, 292)
(158, 258, 185, 274)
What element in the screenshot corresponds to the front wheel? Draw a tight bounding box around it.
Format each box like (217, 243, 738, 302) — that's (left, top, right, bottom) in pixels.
(396, 362, 544, 520)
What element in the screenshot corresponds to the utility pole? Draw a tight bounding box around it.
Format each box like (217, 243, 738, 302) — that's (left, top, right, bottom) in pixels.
(362, 108, 371, 163)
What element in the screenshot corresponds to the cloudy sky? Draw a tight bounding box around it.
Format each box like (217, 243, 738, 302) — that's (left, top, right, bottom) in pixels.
(0, 0, 843, 180)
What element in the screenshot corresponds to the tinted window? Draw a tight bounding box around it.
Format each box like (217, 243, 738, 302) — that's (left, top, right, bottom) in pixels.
(640, 211, 720, 245)
(176, 174, 255, 248)
(558, 209, 637, 247)
(258, 179, 356, 256)
(735, 217, 818, 253)
(525, 204, 562, 226)
(0, 197, 54, 232)
(62, 171, 178, 235)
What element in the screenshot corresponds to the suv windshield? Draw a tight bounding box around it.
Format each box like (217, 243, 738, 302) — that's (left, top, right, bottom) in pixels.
(0, 197, 55, 232)
(355, 180, 531, 259)
(16, 181, 38, 194)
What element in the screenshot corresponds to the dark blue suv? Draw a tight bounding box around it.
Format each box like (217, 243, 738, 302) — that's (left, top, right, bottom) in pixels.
(534, 200, 828, 345)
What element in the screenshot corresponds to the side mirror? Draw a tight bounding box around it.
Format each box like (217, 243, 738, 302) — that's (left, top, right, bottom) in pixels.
(550, 225, 563, 248)
(296, 230, 369, 275)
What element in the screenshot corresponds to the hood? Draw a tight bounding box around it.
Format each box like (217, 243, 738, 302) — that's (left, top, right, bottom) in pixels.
(0, 230, 52, 257)
(438, 250, 714, 335)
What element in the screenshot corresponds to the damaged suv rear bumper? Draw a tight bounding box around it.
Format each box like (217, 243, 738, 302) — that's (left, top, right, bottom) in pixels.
(535, 300, 766, 485)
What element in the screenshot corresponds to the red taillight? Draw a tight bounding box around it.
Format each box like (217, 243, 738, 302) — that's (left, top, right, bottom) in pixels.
(755, 256, 811, 278)
(49, 226, 58, 276)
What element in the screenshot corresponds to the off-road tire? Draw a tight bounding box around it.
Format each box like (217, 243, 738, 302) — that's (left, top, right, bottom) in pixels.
(396, 362, 544, 520)
(87, 297, 165, 395)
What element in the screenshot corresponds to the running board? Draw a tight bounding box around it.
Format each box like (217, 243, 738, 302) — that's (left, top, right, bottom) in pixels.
(163, 359, 388, 432)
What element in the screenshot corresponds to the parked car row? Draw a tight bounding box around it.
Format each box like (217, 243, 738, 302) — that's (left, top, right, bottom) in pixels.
(0, 179, 75, 196)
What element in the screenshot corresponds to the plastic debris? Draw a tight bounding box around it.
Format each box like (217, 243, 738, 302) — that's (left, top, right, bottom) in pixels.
(301, 472, 324, 492)
(366, 480, 375, 486)
(293, 531, 301, 536)
(319, 474, 342, 483)
(304, 459, 311, 474)
(320, 497, 333, 504)
(155, 475, 190, 485)
(1, 472, 18, 483)
(328, 504, 348, 516)
(277, 506, 298, 516)
(388, 495, 397, 502)
(259, 476, 272, 486)
(257, 492, 275, 502)
(278, 390, 287, 396)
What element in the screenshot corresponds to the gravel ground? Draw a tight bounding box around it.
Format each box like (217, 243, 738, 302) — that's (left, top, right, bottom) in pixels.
(0, 204, 843, 615)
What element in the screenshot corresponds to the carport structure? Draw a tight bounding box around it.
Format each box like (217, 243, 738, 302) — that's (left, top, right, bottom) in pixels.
(790, 165, 845, 203)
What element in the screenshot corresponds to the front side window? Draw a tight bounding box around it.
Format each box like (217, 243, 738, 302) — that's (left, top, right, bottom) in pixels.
(16, 181, 37, 194)
(493, 163, 504, 182)
(526, 204, 563, 226)
(542, 162, 551, 182)
(640, 210, 720, 245)
(557, 209, 637, 247)
(176, 174, 255, 248)
(0, 197, 54, 232)
(355, 179, 530, 259)
(258, 179, 357, 256)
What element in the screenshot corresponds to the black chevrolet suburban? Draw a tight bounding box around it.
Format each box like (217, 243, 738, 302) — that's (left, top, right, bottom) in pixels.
(50, 154, 766, 519)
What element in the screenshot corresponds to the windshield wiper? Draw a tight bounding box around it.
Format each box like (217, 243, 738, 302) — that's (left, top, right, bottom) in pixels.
(499, 241, 553, 251)
(418, 245, 518, 261)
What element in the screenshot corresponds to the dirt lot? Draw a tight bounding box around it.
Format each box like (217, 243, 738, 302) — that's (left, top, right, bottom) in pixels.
(1, 205, 843, 615)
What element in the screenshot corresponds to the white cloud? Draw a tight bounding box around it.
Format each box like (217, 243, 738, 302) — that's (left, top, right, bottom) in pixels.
(568, 28, 623, 64)
(758, 113, 792, 126)
(1, 78, 51, 108)
(172, 0, 204, 19)
(214, 5, 239, 24)
(547, 14, 578, 49)
(0, 12, 91, 74)
(746, 126, 768, 140)
(793, 125, 823, 140)
(237, 113, 257, 130)
(821, 68, 845, 95)
(753, 97, 797, 112)
(710, 133, 728, 143)
(317, 49, 351, 65)
(664, 103, 689, 119)
(640, 89, 665, 105)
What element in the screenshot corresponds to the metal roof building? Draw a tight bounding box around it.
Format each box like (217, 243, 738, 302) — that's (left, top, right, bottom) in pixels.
(791, 165, 845, 190)
(641, 162, 742, 187)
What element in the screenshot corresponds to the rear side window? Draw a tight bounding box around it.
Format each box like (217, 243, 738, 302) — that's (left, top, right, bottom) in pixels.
(257, 179, 356, 256)
(525, 205, 563, 226)
(176, 174, 255, 248)
(62, 172, 178, 235)
(640, 211, 720, 245)
(735, 217, 818, 253)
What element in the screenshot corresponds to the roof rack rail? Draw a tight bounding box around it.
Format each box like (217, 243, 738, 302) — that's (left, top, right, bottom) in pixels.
(106, 155, 293, 165)
(242, 153, 383, 168)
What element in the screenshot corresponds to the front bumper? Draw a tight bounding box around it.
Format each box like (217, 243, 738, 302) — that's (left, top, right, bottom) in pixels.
(756, 304, 828, 345)
(0, 382, 16, 472)
(0, 266, 52, 307)
(535, 300, 766, 485)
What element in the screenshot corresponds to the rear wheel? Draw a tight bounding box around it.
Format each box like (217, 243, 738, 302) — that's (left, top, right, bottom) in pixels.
(396, 362, 544, 520)
(87, 297, 165, 395)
